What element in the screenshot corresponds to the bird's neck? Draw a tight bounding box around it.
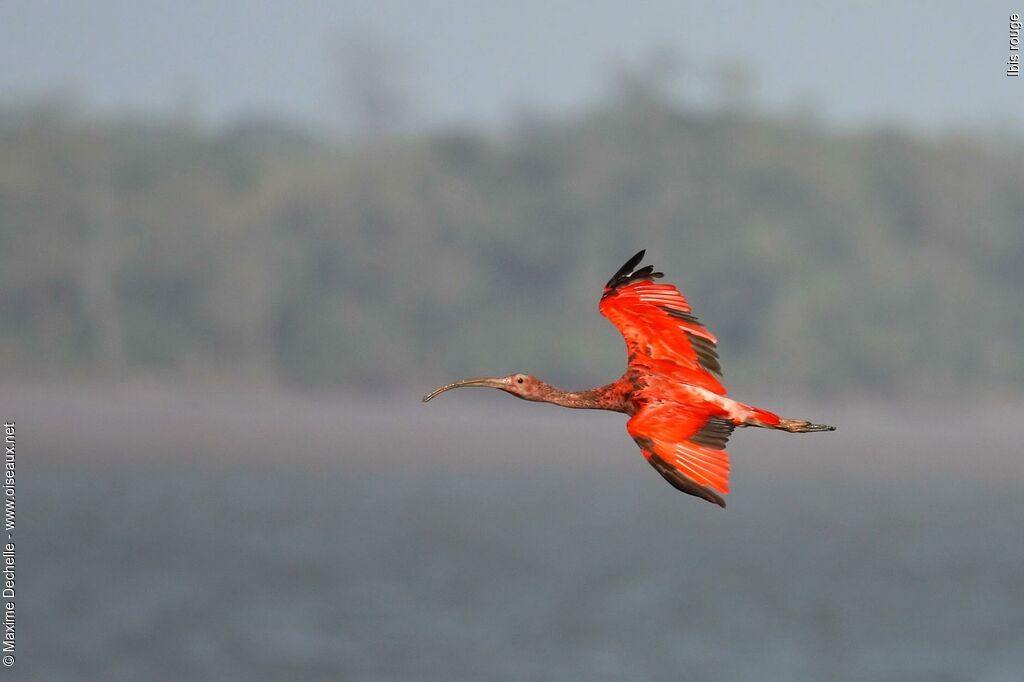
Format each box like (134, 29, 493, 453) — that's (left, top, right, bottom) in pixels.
(534, 380, 628, 412)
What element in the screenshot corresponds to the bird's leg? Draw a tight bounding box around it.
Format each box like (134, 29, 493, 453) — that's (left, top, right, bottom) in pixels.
(738, 414, 835, 432)
(774, 418, 836, 433)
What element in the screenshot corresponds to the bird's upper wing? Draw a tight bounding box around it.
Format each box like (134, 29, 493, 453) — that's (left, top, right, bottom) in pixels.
(627, 400, 734, 507)
(599, 249, 725, 395)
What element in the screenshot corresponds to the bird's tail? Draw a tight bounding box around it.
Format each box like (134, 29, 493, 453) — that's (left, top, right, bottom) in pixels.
(742, 406, 836, 433)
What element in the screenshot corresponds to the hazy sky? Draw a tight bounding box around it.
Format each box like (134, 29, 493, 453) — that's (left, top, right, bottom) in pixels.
(3, 1, 1021, 133)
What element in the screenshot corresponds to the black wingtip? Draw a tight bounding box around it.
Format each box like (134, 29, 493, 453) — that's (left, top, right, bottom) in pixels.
(605, 249, 646, 288)
(604, 249, 662, 296)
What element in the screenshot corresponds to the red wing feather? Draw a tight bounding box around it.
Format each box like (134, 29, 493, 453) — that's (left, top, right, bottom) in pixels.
(599, 252, 725, 394)
(627, 402, 734, 507)
(602, 251, 735, 506)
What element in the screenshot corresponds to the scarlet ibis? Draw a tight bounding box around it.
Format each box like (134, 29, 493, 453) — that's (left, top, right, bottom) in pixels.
(423, 250, 834, 507)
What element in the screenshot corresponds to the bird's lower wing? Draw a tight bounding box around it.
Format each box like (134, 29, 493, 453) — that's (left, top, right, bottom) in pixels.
(627, 402, 735, 507)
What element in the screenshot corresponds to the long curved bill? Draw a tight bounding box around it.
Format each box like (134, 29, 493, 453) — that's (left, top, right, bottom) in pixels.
(422, 377, 502, 402)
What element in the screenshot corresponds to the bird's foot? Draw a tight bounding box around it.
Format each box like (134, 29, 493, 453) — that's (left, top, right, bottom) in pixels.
(778, 418, 836, 433)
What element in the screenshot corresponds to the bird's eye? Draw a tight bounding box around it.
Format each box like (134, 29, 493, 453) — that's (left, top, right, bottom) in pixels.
(517, 377, 524, 384)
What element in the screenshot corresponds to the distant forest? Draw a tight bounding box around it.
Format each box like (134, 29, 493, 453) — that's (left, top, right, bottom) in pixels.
(2, 91, 1022, 396)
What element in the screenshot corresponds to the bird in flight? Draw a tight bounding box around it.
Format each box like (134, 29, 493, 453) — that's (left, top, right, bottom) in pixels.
(423, 250, 834, 507)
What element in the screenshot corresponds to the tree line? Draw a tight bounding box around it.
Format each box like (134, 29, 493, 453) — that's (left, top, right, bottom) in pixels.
(1, 95, 1021, 396)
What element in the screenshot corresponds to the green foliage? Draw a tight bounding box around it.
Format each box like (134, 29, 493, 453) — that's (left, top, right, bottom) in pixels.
(1, 102, 1021, 394)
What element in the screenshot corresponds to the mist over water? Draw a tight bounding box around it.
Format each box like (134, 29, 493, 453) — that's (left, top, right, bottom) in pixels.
(17, 386, 1024, 680)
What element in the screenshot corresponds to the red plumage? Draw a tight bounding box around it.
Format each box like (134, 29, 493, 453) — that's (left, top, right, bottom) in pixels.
(424, 249, 835, 507)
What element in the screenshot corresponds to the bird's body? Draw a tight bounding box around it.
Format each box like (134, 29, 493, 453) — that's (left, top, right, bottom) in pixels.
(423, 250, 834, 507)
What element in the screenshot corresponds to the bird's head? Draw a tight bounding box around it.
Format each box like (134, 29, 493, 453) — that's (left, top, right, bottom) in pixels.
(422, 373, 546, 403)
